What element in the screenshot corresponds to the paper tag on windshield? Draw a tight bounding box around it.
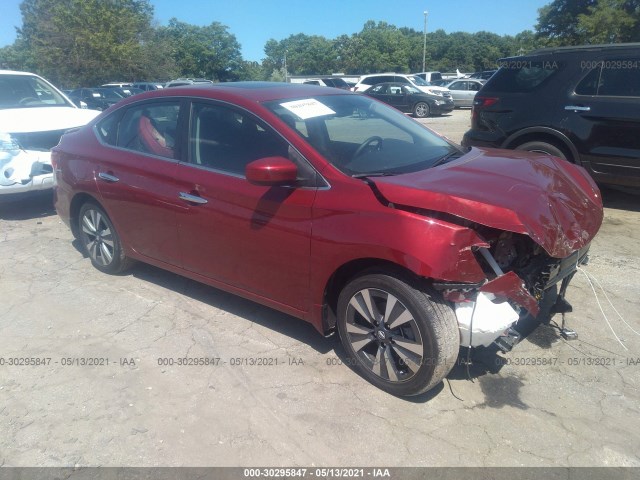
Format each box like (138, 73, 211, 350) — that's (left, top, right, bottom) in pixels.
(280, 99, 335, 120)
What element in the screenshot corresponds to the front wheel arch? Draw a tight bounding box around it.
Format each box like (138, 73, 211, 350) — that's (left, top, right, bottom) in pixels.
(336, 271, 460, 396)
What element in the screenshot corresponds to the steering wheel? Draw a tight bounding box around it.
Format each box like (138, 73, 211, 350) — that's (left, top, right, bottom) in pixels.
(19, 97, 39, 105)
(353, 136, 383, 159)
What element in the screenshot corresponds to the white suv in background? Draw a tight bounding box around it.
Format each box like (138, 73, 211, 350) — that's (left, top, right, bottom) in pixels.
(0, 70, 99, 201)
(353, 73, 452, 99)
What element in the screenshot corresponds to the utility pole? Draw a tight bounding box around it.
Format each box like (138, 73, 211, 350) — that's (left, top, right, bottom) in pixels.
(422, 10, 429, 72)
(284, 50, 288, 83)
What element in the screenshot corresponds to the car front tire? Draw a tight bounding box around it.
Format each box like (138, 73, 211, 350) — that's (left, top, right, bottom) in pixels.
(336, 272, 459, 396)
(413, 102, 431, 118)
(78, 202, 132, 274)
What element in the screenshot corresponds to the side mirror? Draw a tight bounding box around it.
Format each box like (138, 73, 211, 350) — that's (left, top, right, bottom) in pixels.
(245, 156, 298, 186)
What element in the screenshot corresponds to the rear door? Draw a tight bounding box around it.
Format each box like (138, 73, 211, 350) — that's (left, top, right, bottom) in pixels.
(94, 100, 183, 266)
(565, 57, 640, 183)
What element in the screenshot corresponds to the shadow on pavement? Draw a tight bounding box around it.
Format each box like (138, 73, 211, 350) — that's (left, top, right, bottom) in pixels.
(0, 191, 56, 220)
(601, 186, 640, 212)
(124, 262, 334, 355)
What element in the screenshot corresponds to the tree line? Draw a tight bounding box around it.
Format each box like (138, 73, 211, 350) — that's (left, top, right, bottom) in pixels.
(0, 0, 638, 88)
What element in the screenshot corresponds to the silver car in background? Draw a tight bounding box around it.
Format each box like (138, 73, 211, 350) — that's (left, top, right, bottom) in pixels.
(443, 78, 485, 107)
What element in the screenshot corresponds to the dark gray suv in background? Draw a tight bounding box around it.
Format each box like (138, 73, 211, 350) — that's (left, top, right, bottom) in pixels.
(462, 43, 640, 189)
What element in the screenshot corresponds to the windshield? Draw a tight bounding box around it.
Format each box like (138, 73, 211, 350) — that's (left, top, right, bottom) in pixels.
(264, 94, 457, 176)
(404, 85, 421, 94)
(96, 88, 124, 100)
(409, 75, 429, 86)
(0, 74, 73, 109)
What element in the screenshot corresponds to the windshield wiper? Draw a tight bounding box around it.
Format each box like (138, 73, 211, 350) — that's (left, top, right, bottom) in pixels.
(431, 150, 463, 168)
(351, 172, 397, 179)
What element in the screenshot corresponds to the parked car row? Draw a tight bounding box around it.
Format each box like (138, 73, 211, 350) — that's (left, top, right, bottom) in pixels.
(64, 87, 136, 111)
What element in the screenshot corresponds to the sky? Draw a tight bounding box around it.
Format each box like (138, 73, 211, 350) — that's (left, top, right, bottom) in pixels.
(0, 0, 550, 62)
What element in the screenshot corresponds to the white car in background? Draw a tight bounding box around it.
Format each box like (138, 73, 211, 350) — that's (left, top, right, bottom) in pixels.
(353, 73, 452, 99)
(0, 70, 99, 201)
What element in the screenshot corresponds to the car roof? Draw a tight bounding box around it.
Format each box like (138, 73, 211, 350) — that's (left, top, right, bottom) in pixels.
(116, 82, 351, 105)
(504, 42, 640, 60)
(0, 69, 40, 76)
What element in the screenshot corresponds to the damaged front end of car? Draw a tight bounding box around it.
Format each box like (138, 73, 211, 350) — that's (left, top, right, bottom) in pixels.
(0, 131, 56, 197)
(370, 147, 604, 352)
(433, 227, 591, 352)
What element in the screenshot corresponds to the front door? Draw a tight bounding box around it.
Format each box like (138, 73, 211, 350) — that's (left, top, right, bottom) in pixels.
(174, 101, 317, 311)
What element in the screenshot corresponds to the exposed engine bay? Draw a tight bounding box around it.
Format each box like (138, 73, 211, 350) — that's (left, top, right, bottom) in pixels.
(435, 226, 589, 351)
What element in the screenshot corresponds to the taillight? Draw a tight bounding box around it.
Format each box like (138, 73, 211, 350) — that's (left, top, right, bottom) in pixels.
(473, 96, 499, 108)
(471, 96, 499, 124)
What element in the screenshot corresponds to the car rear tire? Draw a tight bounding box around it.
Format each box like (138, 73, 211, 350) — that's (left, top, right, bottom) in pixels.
(78, 202, 132, 274)
(413, 102, 431, 118)
(515, 141, 567, 160)
(336, 272, 459, 396)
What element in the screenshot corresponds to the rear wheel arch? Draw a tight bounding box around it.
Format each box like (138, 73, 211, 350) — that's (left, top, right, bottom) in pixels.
(503, 128, 580, 165)
(69, 193, 102, 238)
(77, 201, 134, 274)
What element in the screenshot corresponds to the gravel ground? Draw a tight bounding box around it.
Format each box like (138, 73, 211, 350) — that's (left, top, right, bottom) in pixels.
(0, 108, 639, 467)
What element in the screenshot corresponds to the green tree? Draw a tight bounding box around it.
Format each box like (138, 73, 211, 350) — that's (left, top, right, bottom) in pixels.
(536, 0, 596, 45)
(351, 21, 411, 73)
(0, 39, 33, 70)
(159, 18, 243, 81)
(236, 60, 265, 81)
(263, 34, 336, 76)
(536, 0, 640, 45)
(17, 0, 156, 87)
(577, 0, 640, 43)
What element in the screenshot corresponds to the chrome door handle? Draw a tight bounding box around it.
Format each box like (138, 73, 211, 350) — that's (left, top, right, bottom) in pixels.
(565, 105, 591, 112)
(98, 172, 119, 182)
(179, 192, 208, 204)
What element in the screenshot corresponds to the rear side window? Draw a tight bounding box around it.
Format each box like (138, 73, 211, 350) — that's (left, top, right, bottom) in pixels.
(113, 102, 180, 159)
(362, 75, 393, 85)
(576, 60, 640, 97)
(598, 60, 640, 96)
(325, 78, 349, 88)
(486, 61, 563, 92)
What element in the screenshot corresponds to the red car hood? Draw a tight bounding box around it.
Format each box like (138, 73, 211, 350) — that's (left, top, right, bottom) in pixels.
(372, 147, 603, 258)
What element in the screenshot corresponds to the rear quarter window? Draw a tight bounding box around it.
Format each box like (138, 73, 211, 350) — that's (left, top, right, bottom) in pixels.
(486, 60, 563, 93)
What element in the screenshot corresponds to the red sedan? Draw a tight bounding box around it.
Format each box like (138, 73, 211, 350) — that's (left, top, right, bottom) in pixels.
(53, 83, 602, 396)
